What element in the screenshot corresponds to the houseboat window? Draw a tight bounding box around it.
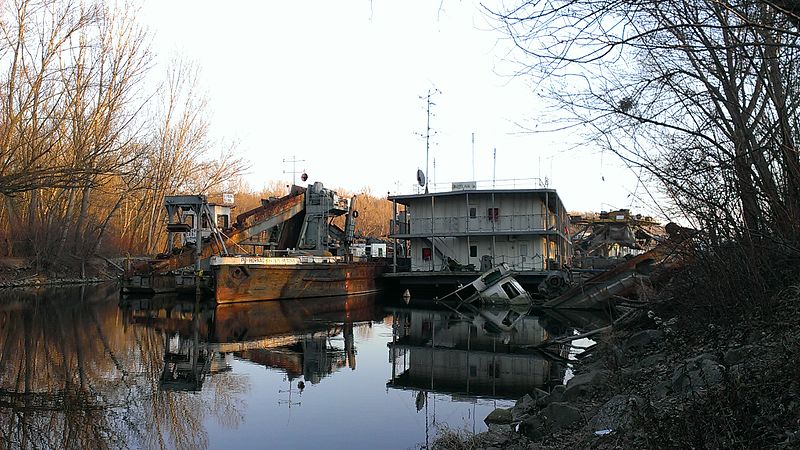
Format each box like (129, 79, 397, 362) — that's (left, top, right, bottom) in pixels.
(469, 207, 477, 218)
(421, 320, 432, 339)
(488, 207, 499, 221)
(470, 245, 478, 257)
(489, 361, 501, 378)
(501, 281, 521, 298)
(217, 214, 229, 229)
(482, 268, 503, 285)
(422, 248, 432, 261)
(458, 283, 478, 299)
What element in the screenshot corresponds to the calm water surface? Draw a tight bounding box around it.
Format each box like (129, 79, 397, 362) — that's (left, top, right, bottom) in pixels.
(0, 284, 605, 449)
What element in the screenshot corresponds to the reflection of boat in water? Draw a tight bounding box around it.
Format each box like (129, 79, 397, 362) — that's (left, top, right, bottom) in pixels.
(387, 307, 572, 400)
(121, 294, 384, 390)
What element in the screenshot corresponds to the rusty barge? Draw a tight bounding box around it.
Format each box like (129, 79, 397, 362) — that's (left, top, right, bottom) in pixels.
(122, 182, 386, 302)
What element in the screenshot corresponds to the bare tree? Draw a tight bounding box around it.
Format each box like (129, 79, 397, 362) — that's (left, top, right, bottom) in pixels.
(488, 0, 800, 247)
(128, 58, 247, 254)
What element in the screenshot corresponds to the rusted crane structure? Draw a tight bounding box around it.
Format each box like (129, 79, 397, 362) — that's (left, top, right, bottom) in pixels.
(123, 182, 386, 302)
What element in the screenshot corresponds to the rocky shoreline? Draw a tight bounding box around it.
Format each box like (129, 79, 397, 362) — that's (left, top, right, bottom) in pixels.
(435, 291, 800, 449)
(0, 276, 111, 288)
(0, 257, 119, 289)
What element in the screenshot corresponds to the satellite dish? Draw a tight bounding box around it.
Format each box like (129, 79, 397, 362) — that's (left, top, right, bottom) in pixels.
(416, 169, 426, 187)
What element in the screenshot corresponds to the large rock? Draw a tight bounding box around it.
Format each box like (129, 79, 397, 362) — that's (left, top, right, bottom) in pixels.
(519, 402, 585, 440)
(636, 352, 666, 369)
(588, 394, 645, 431)
(534, 385, 565, 407)
(723, 345, 754, 366)
(510, 394, 536, 421)
(542, 402, 584, 429)
(564, 369, 610, 401)
(519, 414, 548, 440)
(625, 329, 664, 351)
(484, 407, 513, 425)
(672, 353, 723, 395)
(546, 384, 566, 404)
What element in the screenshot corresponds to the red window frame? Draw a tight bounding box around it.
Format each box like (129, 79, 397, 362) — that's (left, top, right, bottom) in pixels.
(422, 247, 432, 261)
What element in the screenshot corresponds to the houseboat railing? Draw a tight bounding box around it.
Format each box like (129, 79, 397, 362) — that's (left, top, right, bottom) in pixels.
(408, 253, 552, 272)
(391, 213, 564, 236)
(404, 178, 550, 194)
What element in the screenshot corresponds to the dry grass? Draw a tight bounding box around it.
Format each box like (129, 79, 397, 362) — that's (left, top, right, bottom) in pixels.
(429, 425, 483, 450)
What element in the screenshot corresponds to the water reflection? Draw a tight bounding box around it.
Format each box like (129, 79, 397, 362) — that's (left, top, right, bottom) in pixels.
(0, 285, 611, 450)
(120, 294, 383, 389)
(0, 284, 243, 450)
(387, 305, 599, 400)
(0, 285, 384, 450)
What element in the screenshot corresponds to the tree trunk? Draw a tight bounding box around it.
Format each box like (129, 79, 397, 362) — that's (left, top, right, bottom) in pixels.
(72, 186, 92, 255)
(55, 189, 76, 260)
(90, 194, 125, 256)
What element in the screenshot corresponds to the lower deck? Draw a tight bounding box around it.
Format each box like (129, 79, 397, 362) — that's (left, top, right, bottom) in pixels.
(382, 269, 568, 297)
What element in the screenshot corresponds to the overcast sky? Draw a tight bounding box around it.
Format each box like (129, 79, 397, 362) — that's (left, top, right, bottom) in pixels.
(139, 0, 655, 215)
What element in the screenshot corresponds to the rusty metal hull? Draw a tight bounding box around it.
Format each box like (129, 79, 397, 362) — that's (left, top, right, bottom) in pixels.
(213, 261, 386, 303)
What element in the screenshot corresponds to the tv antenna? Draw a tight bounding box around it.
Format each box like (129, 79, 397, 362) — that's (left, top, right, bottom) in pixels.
(471, 133, 475, 181)
(283, 155, 306, 186)
(278, 378, 302, 409)
(416, 88, 440, 194)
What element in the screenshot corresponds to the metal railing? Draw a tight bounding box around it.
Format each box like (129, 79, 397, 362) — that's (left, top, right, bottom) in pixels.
(398, 178, 550, 195)
(394, 213, 561, 235)
(409, 253, 551, 272)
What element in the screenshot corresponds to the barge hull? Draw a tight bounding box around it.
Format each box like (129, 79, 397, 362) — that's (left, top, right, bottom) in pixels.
(214, 262, 385, 303)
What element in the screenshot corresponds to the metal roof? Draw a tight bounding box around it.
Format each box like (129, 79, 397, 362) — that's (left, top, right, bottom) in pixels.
(388, 188, 565, 207)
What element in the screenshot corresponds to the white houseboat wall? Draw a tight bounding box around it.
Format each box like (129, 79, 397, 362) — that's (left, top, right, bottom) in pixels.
(348, 242, 387, 258)
(388, 181, 571, 277)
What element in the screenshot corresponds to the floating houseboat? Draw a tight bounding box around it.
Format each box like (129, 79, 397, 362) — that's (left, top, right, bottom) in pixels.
(385, 179, 572, 294)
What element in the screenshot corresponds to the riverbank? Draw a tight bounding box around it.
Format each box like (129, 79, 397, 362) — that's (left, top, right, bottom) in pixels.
(0, 257, 119, 288)
(434, 267, 800, 449)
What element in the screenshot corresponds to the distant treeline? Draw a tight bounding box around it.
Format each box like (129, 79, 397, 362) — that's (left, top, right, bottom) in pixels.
(233, 181, 393, 240)
(0, 1, 396, 269)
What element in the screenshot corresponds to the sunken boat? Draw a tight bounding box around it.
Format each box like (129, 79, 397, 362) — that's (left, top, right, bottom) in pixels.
(122, 182, 387, 302)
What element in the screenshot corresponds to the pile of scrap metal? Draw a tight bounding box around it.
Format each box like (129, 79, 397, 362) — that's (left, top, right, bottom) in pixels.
(570, 209, 662, 270)
(543, 222, 697, 310)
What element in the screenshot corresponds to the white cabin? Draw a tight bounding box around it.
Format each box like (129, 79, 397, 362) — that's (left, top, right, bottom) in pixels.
(388, 187, 571, 273)
(181, 203, 233, 244)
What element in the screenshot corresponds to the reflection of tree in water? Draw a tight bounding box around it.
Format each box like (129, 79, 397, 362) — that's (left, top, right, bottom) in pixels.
(0, 284, 248, 449)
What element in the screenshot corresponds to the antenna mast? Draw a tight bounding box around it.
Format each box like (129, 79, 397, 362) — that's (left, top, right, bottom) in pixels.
(493, 148, 497, 188)
(471, 132, 475, 181)
(418, 88, 440, 194)
(283, 155, 306, 186)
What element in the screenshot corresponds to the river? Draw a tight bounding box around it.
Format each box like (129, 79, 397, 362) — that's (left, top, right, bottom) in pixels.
(0, 283, 605, 449)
